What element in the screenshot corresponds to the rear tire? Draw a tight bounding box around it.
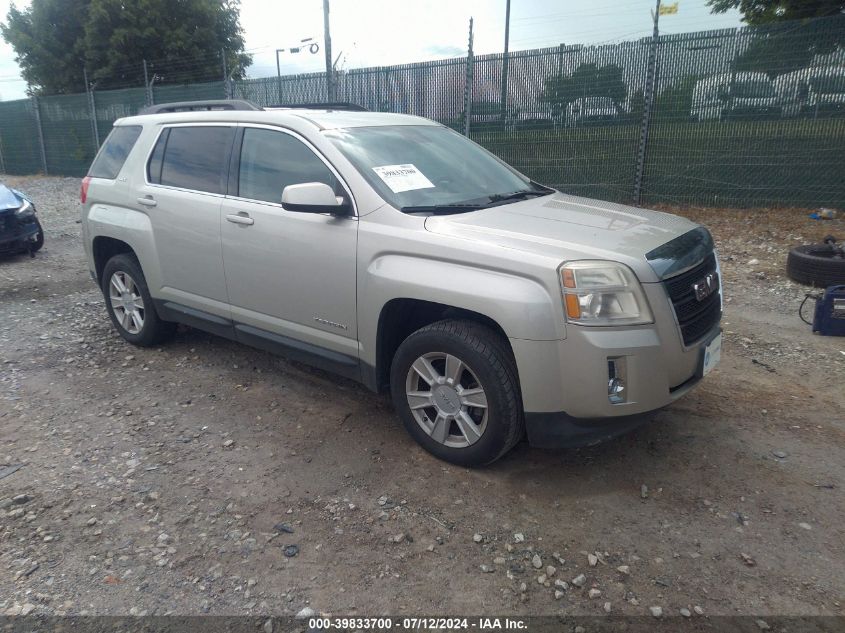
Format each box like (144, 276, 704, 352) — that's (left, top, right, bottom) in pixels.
(102, 253, 175, 347)
(390, 319, 524, 467)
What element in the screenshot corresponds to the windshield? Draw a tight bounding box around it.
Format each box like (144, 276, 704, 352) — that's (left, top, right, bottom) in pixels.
(581, 97, 615, 108)
(324, 125, 550, 212)
(731, 80, 775, 98)
(809, 75, 845, 94)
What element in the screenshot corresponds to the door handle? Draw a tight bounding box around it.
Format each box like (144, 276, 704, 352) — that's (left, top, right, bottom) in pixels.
(137, 196, 157, 207)
(226, 213, 254, 226)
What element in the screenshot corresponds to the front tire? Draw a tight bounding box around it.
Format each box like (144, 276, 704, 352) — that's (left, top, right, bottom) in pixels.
(101, 253, 175, 347)
(390, 320, 524, 466)
(30, 219, 44, 252)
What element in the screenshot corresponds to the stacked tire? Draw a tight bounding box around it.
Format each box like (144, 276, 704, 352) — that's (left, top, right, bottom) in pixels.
(786, 238, 845, 287)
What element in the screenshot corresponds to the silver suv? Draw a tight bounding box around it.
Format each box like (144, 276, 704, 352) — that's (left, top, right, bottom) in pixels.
(81, 100, 722, 466)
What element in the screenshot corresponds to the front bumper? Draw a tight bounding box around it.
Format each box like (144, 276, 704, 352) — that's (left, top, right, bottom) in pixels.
(511, 278, 720, 447)
(525, 409, 658, 448)
(0, 220, 40, 253)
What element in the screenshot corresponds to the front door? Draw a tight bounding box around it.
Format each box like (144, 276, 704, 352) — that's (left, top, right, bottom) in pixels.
(221, 126, 359, 368)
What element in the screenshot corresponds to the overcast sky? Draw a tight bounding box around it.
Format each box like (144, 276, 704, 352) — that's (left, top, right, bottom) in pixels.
(0, 0, 743, 100)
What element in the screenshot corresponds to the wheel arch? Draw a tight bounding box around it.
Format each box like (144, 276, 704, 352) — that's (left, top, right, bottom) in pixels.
(370, 298, 514, 394)
(92, 236, 136, 285)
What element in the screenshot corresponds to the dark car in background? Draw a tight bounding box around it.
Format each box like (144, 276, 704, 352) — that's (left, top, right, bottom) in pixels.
(0, 184, 44, 257)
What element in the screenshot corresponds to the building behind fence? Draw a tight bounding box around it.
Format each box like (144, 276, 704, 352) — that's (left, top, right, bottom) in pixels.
(1, 15, 843, 208)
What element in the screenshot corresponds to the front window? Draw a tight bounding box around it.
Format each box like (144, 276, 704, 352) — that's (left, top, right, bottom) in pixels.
(237, 128, 339, 203)
(325, 125, 551, 212)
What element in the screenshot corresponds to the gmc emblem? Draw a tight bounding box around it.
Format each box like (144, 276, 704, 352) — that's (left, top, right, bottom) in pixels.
(693, 272, 718, 302)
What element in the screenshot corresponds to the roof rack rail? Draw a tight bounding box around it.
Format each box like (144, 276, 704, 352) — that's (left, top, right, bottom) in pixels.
(140, 100, 262, 115)
(267, 102, 369, 112)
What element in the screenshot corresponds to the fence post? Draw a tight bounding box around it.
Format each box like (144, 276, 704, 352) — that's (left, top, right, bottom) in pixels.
(84, 67, 100, 149)
(31, 96, 48, 175)
(633, 0, 661, 206)
(221, 48, 231, 99)
(143, 59, 153, 106)
(463, 17, 475, 137)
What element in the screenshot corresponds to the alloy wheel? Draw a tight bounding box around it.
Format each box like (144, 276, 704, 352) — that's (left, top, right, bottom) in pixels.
(404, 352, 488, 448)
(108, 271, 145, 335)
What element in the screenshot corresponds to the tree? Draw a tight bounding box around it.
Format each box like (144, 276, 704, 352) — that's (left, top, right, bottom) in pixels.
(708, 0, 844, 24)
(1, 1, 89, 95)
(654, 75, 701, 120)
(540, 64, 628, 115)
(709, 0, 845, 75)
(1, 0, 251, 95)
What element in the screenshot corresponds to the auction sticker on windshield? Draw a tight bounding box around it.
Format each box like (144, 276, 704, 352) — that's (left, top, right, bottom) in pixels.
(372, 164, 435, 193)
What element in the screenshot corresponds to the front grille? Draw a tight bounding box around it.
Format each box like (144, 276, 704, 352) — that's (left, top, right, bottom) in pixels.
(663, 252, 721, 346)
(0, 209, 17, 239)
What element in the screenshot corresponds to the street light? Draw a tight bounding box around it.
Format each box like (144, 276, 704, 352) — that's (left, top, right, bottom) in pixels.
(276, 38, 319, 104)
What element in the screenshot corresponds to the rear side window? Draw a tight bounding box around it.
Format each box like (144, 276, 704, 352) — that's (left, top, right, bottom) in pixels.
(151, 126, 235, 195)
(88, 125, 142, 179)
(237, 128, 339, 203)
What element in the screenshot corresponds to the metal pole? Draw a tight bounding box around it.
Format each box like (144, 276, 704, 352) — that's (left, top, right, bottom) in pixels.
(276, 49, 284, 103)
(32, 96, 48, 175)
(557, 43, 564, 77)
(463, 17, 475, 137)
(323, 0, 334, 101)
(84, 67, 100, 148)
(500, 0, 511, 121)
(221, 48, 230, 98)
(633, 0, 661, 206)
(0, 133, 7, 174)
(143, 59, 151, 106)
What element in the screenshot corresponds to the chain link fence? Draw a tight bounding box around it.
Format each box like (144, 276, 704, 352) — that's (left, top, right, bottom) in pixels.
(0, 14, 843, 207)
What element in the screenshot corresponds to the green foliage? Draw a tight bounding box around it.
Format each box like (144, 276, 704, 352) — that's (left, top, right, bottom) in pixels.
(709, 0, 845, 76)
(734, 17, 845, 75)
(540, 64, 628, 114)
(1, 0, 251, 95)
(1, 1, 88, 95)
(654, 75, 701, 120)
(708, 0, 844, 24)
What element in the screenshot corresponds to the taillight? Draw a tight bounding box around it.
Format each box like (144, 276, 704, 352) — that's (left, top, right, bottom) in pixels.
(80, 176, 90, 204)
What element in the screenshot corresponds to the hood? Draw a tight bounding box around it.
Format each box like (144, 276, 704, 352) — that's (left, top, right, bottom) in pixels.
(0, 185, 25, 211)
(424, 192, 703, 283)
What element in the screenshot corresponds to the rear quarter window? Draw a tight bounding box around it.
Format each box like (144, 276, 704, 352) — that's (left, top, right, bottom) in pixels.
(88, 125, 143, 179)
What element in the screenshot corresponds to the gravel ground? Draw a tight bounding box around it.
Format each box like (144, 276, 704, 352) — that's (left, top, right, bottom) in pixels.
(1, 175, 843, 618)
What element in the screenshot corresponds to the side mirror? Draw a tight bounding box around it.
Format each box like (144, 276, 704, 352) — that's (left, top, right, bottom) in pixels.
(281, 182, 351, 216)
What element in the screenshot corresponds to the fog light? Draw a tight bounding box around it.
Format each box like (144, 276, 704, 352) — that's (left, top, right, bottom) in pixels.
(608, 357, 627, 404)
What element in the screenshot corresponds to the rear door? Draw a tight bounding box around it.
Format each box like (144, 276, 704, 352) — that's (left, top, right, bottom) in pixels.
(137, 124, 236, 316)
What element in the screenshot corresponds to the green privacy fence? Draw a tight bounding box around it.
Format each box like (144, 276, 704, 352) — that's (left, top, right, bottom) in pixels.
(0, 14, 843, 207)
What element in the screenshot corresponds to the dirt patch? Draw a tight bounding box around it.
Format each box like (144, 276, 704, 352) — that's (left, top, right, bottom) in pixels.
(1, 178, 843, 617)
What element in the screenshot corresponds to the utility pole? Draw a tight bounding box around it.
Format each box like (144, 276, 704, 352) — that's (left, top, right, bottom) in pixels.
(275, 49, 285, 104)
(323, 0, 334, 101)
(500, 0, 511, 122)
(633, 0, 661, 206)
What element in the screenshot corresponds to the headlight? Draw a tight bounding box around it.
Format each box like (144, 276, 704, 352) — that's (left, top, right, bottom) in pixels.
(15, 200, 35, 218)
(559, 260, 653, 326)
